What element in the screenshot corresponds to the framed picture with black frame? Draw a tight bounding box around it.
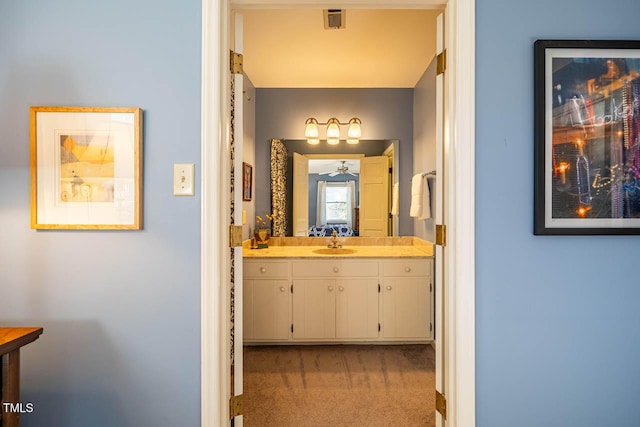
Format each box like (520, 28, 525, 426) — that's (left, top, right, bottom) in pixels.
(242, 162, 252, 201)
(534, 39, 640, 235)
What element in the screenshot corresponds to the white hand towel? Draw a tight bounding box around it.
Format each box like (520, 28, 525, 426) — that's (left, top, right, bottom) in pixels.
(419, 175, 431, 220)
(391, 182, 400, 216)
(409, 174, 424, 217)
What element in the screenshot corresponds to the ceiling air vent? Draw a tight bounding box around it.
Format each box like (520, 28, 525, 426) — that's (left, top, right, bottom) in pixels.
(324, 9, 346, 30)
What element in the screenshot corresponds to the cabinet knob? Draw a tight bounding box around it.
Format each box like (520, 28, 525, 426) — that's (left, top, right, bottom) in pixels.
(260, 267, 266, 273)
(386, 285, 392, 291)
(333, 267, 339, 273)
(405, 267, 411, 272)
(339, 286, 344, 292)
(280, 286, 286, 292)
(328, 286, 334, 292)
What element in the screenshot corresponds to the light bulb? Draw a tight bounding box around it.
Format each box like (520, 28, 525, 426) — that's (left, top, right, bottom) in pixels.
(347, 118, 361, 139)
(327, 138, 340, 145)
(305, 118, 319, 138)
(326, 118, 340, 139)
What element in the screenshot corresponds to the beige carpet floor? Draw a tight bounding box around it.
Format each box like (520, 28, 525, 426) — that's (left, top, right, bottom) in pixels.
(243, 344, 435, 427)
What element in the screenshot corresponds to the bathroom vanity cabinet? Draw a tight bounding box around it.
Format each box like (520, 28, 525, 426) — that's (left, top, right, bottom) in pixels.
(243, 257, 433, 343)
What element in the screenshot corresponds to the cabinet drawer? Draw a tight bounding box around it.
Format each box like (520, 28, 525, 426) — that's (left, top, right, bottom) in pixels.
(292, 260, 378, 277)
(382, 260, 431, 277)
(244, 261, 290, 278)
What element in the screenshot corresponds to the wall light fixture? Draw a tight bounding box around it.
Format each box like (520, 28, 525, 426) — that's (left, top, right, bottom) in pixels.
(304, 117, 362, 145)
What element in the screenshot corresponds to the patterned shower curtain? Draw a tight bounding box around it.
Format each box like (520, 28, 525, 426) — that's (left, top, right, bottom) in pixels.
(270, 139, 288, 236)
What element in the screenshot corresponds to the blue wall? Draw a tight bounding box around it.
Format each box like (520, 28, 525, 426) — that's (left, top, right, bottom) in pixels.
(0, 1, 201, 426)
(476, 0, 640, 426)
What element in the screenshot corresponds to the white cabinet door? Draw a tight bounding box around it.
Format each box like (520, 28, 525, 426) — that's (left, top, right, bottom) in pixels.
(381, 277, 431, 339)
(336, 279, 379, 339)
(292, 279, 336, 339)
(244, 279, 290, 340)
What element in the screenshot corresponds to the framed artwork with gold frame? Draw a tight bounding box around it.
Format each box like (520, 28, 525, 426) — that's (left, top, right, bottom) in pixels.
(30, 106, 143, 229)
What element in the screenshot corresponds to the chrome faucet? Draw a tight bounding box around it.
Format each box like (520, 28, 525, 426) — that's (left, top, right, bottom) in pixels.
(328, 230, 342, 249)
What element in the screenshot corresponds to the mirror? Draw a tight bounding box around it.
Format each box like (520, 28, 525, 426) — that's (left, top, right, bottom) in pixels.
(271, 139, 399, 237)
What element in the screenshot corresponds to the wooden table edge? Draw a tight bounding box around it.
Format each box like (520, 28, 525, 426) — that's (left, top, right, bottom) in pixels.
(0, 328, 44, 356)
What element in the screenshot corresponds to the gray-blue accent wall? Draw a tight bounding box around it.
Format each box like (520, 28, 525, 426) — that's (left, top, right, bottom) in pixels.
(477, 0, 640, 426)
(0, 1, 201, 426)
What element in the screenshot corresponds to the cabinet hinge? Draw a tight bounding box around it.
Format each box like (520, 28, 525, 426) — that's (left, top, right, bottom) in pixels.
(378, 283, 381, 293)
(388, 167, 393, 173)
(436, 49, 447, 75)
(229, 394, 243, 419)
(230, 50, 243, 74)
(435, 390, 447, 420)
(229, 225, 243, 247)
(430, 322, 433, 332)
(378, 323, 381, 332)
(291, 324, 294, 333)
(430, 282, 432, 292)
(435, 224, 447, 247)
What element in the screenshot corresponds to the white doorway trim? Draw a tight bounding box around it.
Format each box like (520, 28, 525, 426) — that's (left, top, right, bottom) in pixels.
(201, 0, 229, 425)
(201, 0, 475, 425)
(444, 0, 476, 425)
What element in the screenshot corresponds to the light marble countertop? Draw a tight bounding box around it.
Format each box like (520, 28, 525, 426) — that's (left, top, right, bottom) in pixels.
(243, 244, 433, 259)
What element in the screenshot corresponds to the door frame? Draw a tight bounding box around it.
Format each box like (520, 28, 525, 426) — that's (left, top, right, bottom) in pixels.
(382, 141, 398, 236)
(200, 0, 475, 425)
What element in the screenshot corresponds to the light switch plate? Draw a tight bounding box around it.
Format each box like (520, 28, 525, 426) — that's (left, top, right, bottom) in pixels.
(173, 163, 195, 196)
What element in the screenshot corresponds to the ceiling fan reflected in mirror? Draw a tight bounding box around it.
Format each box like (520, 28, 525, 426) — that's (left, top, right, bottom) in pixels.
(319, 160, 358, 177)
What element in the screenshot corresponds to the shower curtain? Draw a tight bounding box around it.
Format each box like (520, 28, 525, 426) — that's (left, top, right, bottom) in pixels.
(270, 139, 288, 236)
